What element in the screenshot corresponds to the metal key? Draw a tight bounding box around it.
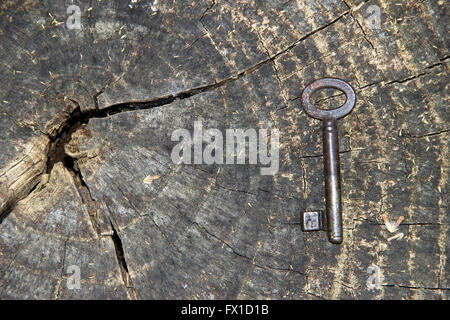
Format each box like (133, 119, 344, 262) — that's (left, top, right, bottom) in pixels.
(301, 78, 356, 244)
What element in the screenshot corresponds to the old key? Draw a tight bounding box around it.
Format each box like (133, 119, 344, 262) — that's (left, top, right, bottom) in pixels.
(301, 78, 356, 244)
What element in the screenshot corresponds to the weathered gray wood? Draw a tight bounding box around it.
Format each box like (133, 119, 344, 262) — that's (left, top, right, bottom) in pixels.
(0, 0, 448, 299)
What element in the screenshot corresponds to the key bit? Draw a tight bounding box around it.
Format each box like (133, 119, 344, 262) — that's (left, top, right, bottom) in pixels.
(301, 210, 325, 232)
(301, 78, 356, 244)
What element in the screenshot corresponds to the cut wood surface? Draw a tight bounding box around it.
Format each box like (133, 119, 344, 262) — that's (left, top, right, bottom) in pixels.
(0, 0, 448, 299)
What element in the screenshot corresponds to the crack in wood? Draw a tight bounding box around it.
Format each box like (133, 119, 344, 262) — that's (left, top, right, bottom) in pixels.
(109, 221, 139, 300)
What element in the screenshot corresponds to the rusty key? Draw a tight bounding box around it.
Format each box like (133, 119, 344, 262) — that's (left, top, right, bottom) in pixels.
(301, 78, 356, 244)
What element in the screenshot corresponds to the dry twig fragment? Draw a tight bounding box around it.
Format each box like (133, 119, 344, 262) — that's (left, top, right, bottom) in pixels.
(387, 233, 404, 242)
(143, 175, 160, 183)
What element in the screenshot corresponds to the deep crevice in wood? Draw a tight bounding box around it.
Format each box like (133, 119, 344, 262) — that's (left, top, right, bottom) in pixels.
(109, 221, 139, 300)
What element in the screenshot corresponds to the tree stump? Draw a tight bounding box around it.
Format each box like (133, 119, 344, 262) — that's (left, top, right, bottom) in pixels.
(0, 0, 448, 299)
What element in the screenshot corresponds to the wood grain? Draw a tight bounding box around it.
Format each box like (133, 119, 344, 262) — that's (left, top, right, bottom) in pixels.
(0, 0, 447, 299)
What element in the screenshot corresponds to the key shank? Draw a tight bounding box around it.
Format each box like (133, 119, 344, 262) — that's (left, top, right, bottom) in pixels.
(322, 120, 343, 244)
